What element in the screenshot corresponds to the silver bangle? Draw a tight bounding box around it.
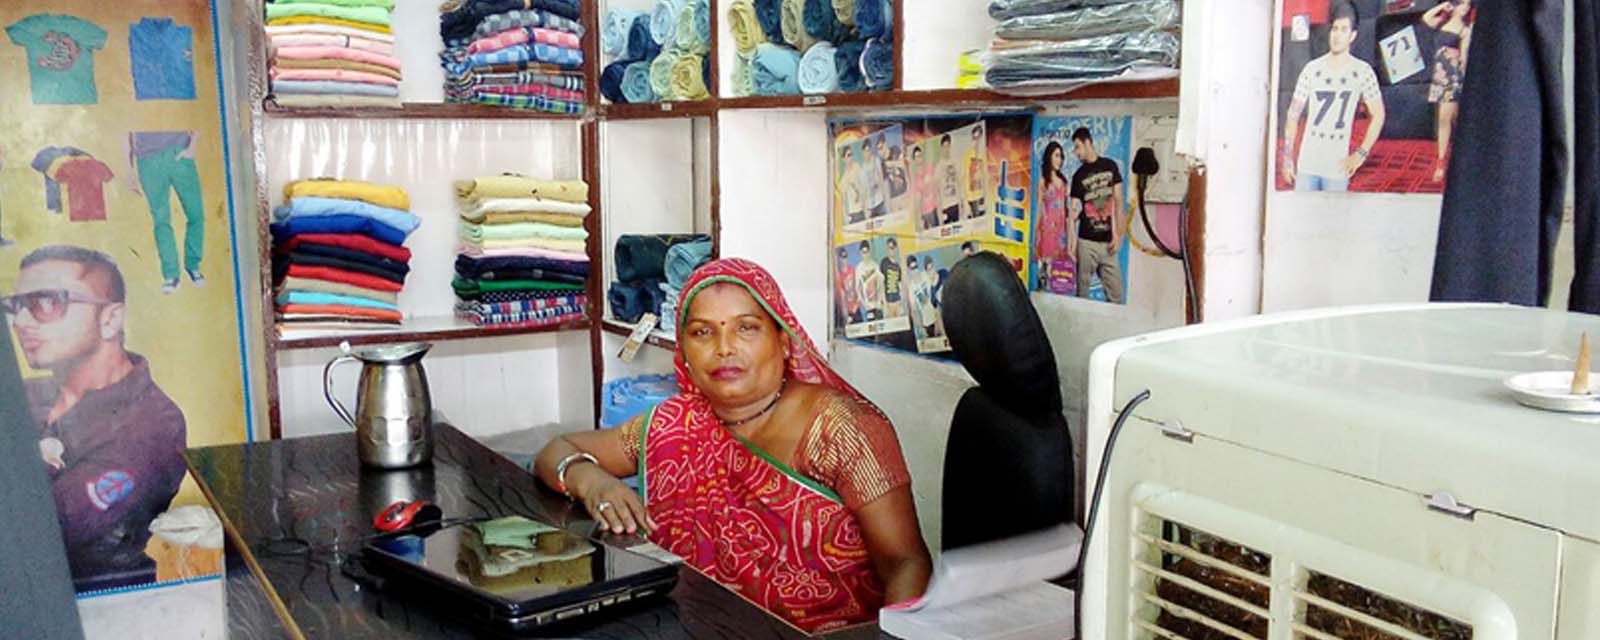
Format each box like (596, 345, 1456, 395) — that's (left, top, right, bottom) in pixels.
(555, 452, 598, 498)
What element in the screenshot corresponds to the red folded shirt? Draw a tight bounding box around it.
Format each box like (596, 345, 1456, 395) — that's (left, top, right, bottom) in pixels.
(274, 232, 412, 262)
(284, 264, 405, 292)
(278, 303, 403, 322)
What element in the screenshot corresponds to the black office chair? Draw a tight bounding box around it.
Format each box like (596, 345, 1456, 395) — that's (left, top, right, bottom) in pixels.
(938, 252, 1075, 550)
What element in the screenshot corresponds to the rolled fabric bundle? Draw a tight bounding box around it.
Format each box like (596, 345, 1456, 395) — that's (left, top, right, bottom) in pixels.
(728, 0, 767, 54)
(780, 0, 816, 51)
(650, 0, 682, 45)
(862, 36, 894, 89)
(831, 0, 856, 26)
(601, 61, 630, 102)
(607, 279, 667, 324)
(674, 0, 709, 54)
(833, 39, 867, 92)
(622, 61, 658, 102)
(664, 240, 714, 289)
(803, 0, 848, 43)
(602, 9, 644, 56)
(671, 53, 711, 100)
(797, 41, 839, 94)
(754, 0, 785, 43)
(626, 14, 661, 62)
(614, 234, 710, 281)
(702, 53, 711, 93)
(695, 0, 712, 46)
(650, 49, 679, 99)
(855, 0, 888, 38)
(733, 51, 757, 96)
(751, 42, 802, 95)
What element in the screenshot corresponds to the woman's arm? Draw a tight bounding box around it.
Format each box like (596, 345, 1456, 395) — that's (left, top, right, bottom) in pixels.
(533, 423, 657, 534)
(856, 487, 933, 604)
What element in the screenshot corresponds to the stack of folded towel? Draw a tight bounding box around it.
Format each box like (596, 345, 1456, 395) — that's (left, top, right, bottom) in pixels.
(979, 0, 1181, 95)
(265, 0, 402, 108)
(454, 175, 591, 328)
(439, 0, 587, 113)
(271, 179, 417, 333)
(726, 0, 893, 97)
(598, 0, 711, 104)
(607, 235, 711, 327)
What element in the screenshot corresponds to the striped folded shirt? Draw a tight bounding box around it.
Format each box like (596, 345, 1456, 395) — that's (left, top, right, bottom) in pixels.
(463, 43, 583, 69)
(472, 9, 583, 40)
(472, 91, 584, 113)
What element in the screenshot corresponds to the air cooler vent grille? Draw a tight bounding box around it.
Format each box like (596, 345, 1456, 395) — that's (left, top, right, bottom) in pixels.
(1134, 522, 1270, 640)
(1293, 572, 1473, 640)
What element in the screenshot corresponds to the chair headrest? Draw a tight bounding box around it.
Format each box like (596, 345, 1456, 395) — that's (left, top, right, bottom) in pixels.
(942, 252, 1063, 416)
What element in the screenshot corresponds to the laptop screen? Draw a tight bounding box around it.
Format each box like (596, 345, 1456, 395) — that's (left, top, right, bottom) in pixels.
(368, 515, 669, 604)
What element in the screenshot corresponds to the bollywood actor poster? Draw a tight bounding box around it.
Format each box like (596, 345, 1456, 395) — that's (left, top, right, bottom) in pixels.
(0, 0, 249, 594)
(1030, 114, 1133, 304)
(829, 114, 1032, 356)
(1272, 0, 1474, 193)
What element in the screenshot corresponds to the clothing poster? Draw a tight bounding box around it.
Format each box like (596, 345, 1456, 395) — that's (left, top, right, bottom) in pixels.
(829, 114, 1032, 356)
(1031, 115, 1132, 304)
(0, 0, 247, 597)
(1272, 0, 1475, 193)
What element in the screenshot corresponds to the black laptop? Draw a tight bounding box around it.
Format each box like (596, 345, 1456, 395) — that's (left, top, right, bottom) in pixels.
(361, 514, 679, 634)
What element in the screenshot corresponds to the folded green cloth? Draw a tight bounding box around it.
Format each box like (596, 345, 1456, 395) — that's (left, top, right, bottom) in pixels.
(474, 516, 558, 549)
(274, 0, 395, 8)
(453, 277, 587, 295)
(264, 2, 392, 26)
(458, 220, 590, 242)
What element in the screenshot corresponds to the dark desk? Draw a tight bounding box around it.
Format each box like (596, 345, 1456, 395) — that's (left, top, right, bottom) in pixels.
(186, 424, 888, 639)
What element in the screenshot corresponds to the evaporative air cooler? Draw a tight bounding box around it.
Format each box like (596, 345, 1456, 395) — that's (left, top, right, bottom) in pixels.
(1079, 303, 1600, 640)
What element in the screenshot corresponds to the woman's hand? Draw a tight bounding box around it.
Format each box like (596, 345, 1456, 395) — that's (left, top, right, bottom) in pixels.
(569, 465, 657, 536)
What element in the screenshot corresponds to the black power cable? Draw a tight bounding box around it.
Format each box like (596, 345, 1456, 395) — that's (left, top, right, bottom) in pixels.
(1131, 147, 1198, 323)
(1073, 389, 1152, 640)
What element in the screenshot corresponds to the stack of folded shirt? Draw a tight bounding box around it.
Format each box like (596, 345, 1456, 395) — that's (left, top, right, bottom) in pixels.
(270, 179, 417, 333)
(725, 0, 891, 97)
(453, 175, 591, 327)
(265, 0, 402, 108)
(608, 235, 710, 325)
(598, 0, 711, 104)
(980, 0, 1181, 95)
(439, 1, 587, 113)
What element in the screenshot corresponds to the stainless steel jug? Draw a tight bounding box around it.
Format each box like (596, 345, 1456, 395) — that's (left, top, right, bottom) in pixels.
(323, 342, 434, 468)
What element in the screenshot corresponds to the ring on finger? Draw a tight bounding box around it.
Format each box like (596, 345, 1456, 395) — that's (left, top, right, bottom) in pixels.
(597, 501, 613, 512)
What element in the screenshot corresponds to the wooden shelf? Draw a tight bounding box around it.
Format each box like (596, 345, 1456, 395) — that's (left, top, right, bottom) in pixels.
(263, 99, 587, 121)
(276, 315, 591, 350)
(600, 101, 719, 120)
(717, 80, 1181, 111)
(601, 318, 677, 350)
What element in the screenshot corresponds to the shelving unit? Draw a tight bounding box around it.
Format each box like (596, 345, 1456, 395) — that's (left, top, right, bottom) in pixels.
(239, 0, 1197, 439)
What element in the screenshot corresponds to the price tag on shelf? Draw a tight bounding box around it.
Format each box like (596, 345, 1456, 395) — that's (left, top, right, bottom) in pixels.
(803, 95, 827, 106)
(618, 313, 659, 363)
(660, 103, 673, 112)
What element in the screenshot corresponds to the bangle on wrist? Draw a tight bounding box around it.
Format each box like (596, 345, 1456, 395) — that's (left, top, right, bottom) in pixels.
(555, 452, 598, 498)
(1355, 147, 1370, 159)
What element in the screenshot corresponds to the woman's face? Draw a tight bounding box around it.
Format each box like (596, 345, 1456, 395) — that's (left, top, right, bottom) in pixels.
(1048, 146, 1063, 172)
(681, 283, 789, 408)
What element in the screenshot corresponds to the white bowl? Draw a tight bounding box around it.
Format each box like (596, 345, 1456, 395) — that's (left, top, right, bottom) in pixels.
(1504, 371, 1600, 413)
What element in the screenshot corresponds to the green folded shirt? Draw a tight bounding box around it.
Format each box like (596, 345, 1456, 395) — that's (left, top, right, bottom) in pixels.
(264, 2, 392, 26)
(273, 0, 395, 9)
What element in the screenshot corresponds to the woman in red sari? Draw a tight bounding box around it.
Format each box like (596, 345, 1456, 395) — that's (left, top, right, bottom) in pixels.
(534, 258, 932, 632)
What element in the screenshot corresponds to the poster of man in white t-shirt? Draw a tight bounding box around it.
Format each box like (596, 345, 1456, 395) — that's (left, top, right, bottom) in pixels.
(1280, 1, 1386, 192)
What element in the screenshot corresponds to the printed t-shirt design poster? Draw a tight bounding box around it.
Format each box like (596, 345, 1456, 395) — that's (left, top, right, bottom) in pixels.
(0, 0, 250, 594)
(1031, 114, 1134, 304)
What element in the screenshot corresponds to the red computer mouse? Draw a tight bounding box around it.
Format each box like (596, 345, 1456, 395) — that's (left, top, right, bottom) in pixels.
(374, 499, 443, 533)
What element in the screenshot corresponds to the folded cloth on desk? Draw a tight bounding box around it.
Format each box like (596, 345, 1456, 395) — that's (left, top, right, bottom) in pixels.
(833, 39, 866, 92)
(994, 0, 1179, 41)
(987, 0, 1127, 20)
(441, 0, 580, 41)
(286, 179, 410, 210)
(268, 33, 395, 55)
(649, 49, 678, 99)
(651, 0, 682, 45)
(275, 196, 419, 233)
(266, 16, 393, 34)
(751, 43, 802, 95)
(282, 243, 411, 276)
(601, 62, 629, 103)
(273, 44, 402, 70)
(457, 177, 589, 203)
(831, 0, 855, 25)
(798, 41, 839, 93)
(622, 61, 658, 102)
(277, 275, 400, 304)
(983, 31, 1180, 87)
(471, 9, 584, 41)
(780, 0, 815, 51)
(278, 302, 403, 322)
(854, 0, 889, 37)
(282, 263, 404, 292)
(601, 374, 680, 427)
(274, 232, 411, 262)
(275, 251, 408, 283)
(275, 0, 395, 9)
(272, 79, 399, 97)
(453, 277, 586, 296)
(862, 37, 894, 89)
(456, 254, 590, 278)
(266, 23, 395, 43)
(671, 53, 711, 100)
(272, 57, 402, 79)
(265, 3, 391, 26)
(728, 0, 766, 54)
(459, 220, 589, 243)
(663, 239, 713, 289)
(603, 9, 646, 56)
(270, 67, 399, 86)
(803, 0, 848, 43)
(614, 234, 710, 281)
(608, 278, 667, 323)
(271, 215, 409, 246)
(458, 244, 588, 261)
(276, 290, 399, 312)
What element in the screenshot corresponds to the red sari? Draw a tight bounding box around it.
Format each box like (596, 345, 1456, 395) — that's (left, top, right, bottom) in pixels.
(634, 258, 909, 633)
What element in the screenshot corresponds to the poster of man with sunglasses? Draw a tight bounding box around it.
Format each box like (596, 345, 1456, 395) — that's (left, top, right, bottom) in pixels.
(2, 245, 185, 591)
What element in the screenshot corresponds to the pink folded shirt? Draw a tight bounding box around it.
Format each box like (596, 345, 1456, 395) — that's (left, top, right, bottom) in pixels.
(269, 67, 400, 86)
(272, 45, 401, 71)
(271, 33, 395, 56)
(466, 27, 580, 55)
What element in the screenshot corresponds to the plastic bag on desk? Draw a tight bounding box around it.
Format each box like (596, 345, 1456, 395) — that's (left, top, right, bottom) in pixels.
(987, 0, 1131, 21)
(993, 0, 1179, 41)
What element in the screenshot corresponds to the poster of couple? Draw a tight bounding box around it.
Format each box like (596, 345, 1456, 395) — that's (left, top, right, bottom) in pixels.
(1030, 114, 1133, 304)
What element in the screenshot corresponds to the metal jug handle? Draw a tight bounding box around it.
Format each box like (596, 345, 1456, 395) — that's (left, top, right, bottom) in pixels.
(322, 341, 359, 429)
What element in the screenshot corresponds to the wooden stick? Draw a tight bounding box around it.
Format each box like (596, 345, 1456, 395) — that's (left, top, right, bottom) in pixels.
(1573, 332, 1591, 395)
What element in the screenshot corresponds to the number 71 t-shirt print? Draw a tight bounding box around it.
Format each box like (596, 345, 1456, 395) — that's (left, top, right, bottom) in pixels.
(6, 14, 108, 105)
